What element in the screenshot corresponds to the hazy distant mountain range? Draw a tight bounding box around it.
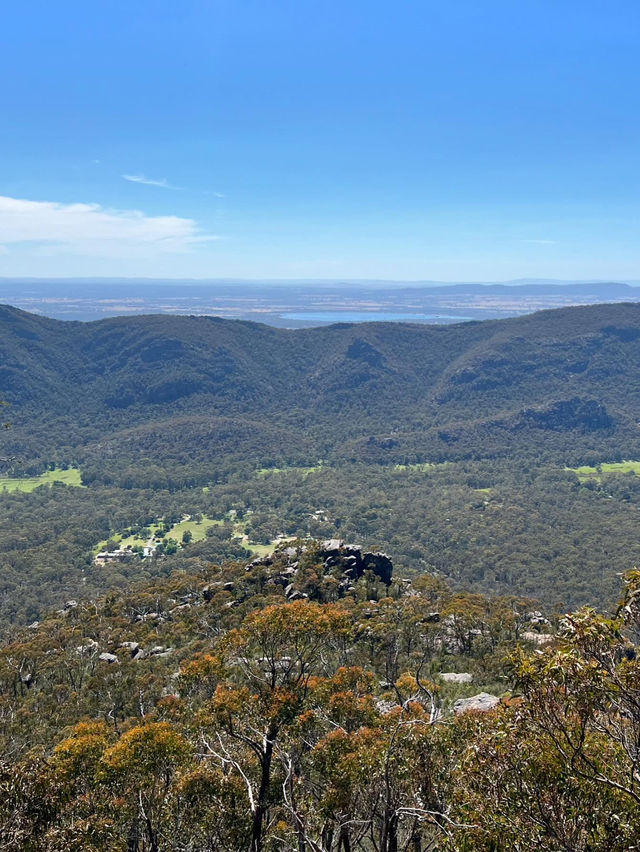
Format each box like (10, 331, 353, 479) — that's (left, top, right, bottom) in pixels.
(1, 278, 638, 324)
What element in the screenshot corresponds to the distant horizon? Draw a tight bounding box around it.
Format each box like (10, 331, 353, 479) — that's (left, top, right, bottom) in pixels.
(2, 276, 640, 287)
(3, 277, 638, 327)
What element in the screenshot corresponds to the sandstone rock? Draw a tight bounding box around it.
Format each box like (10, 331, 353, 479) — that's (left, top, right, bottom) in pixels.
(243, 539, 395, 600)
(76, 639, 98, 655)
(521, 631, 554, 645)
(98, 652, 119, 664)
(453, 692, 500, 715)
(362, 551, 393, 585)
(288, 590, 307, 601)
(247, 555, 273, 570)
(440, 672, 473, 683)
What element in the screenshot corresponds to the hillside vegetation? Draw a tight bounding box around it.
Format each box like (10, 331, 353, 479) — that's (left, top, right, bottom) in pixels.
(3, 304, 640, 848)
(2, 302, 640, 624)
(1, 543, 639, 851)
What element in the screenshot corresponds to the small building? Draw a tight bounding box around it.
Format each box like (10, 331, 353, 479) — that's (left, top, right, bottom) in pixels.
(95, 548, 130, 564)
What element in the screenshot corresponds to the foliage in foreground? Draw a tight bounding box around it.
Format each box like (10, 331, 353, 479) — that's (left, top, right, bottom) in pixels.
(1, 553, 640, 850)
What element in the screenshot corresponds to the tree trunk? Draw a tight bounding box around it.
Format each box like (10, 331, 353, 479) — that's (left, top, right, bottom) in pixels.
(338, 825, 351, 852)
(144, 816, 159, 852)
(127, 819, 140, 852)
(322, 824, 334, 852)
(380, 811, 398, 852)
(388, 814, 398, 852)
(250, 724, 278, 852)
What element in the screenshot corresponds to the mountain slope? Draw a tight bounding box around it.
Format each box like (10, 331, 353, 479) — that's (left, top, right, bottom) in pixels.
(2, 302, 640, 466)
(3, 302, 640, 622)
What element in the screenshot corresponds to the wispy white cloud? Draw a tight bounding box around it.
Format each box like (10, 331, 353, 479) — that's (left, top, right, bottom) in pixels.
(122, 176, 228, 197)
(521, 239, 556, 245)
(0, 195, 217, 256)
(122, 173, 175, 188)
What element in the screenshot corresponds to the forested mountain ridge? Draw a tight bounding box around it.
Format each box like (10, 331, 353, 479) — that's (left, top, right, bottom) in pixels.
(3, 301, 640, 467)
(3, 302, 640, 626)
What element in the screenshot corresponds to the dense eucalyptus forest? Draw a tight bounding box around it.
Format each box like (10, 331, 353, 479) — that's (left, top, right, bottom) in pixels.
(2, 302, 640, 849)
(2, 302, 640, 622)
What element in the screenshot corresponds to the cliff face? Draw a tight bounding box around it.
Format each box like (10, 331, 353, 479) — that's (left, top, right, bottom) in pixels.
(243, 540, 394, 603)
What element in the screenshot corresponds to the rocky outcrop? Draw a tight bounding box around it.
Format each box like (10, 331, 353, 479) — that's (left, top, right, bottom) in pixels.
(513, 398, 613, 433)
(524, 610, 550, 627)
(320, 540, 394, 586)
(453, 692, 500, 714)
(521, 631, 554, 645)
(244, 539, 394, 601)
(440, 672, 473, 683)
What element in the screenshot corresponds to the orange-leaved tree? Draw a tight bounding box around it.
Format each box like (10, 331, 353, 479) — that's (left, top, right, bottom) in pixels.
(202, 600, 350, 852)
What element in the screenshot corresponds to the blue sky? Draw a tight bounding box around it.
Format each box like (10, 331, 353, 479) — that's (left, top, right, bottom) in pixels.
(1, 0, 639, 280)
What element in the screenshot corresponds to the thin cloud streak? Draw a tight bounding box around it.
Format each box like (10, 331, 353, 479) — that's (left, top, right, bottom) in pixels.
(122, 173, 175, 188)
(124, 176, 228, 197)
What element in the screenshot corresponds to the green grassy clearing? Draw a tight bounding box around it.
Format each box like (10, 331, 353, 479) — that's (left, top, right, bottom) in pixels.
(95, 515, 221, 554)
(95, 514, 289, 559)
(115, 523, 164, 550)
(0, 467, 83, 493)
(241, 535, 297, 557)
(170, 517, 221, 543)
(567, 461, 640, 481)
(230, 521, 297, 556)
(95, 523, 161, 554)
